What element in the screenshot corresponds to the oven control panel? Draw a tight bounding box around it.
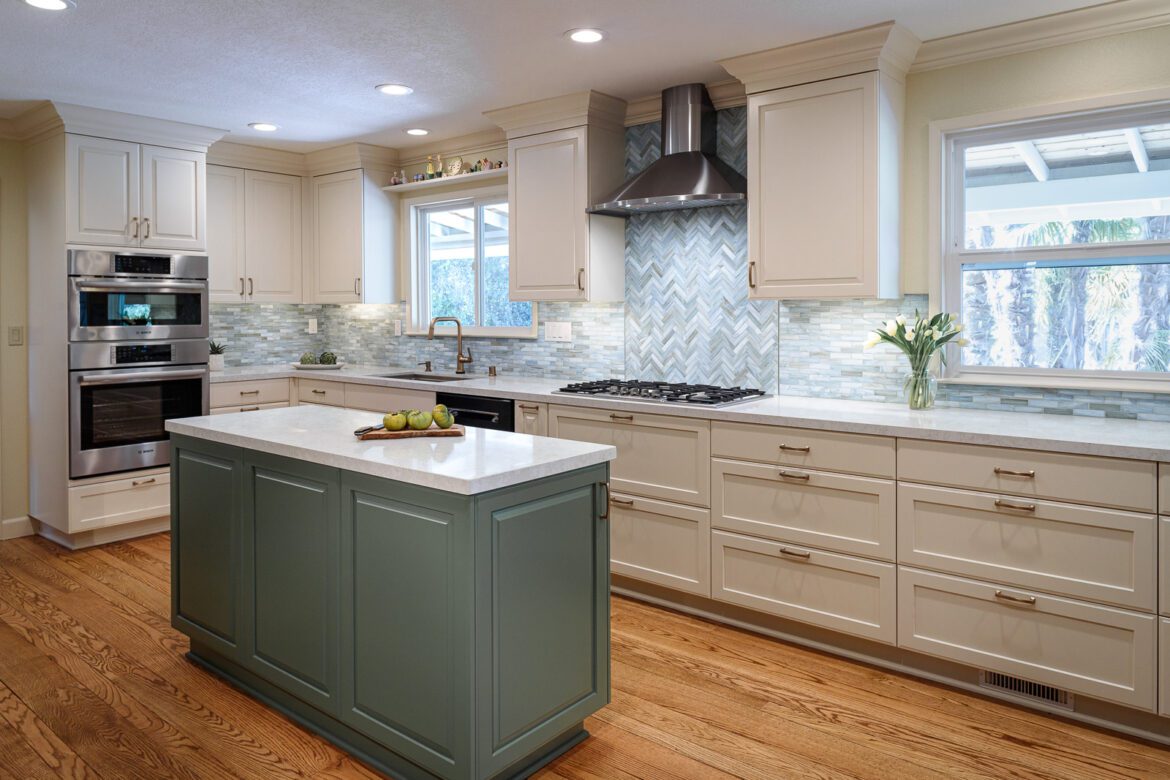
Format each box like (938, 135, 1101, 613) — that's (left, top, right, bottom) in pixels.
(113, 344, 174, 365)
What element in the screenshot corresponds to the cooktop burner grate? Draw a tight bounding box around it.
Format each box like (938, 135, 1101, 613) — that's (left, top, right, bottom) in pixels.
(555, 379, 768, 408)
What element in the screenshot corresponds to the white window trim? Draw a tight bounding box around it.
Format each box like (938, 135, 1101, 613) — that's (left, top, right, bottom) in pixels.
(928, 86, 1170, 393)
(401, 183, 537, 339)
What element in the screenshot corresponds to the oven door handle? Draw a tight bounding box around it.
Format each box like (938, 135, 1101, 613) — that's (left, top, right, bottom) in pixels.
(78, 369, 208, 386)
(75, 280, 208, 292)
(447, 408, 501, 425)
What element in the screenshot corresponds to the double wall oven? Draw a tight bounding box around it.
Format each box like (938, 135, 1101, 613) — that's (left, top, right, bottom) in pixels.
(67, 250, 210, 479)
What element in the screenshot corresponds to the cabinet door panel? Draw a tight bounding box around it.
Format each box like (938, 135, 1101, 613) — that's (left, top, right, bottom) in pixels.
(513, 401, 548, 436)
(244, 454, 338, 714)
(509, 128, 587, 301)
(172, 442, 241, 660)
(207, 165, 247, 302)
(245, 170, 303, 302)
(313, 170, 364, 303)
(610, 492, 710, 595)
(66, 135, 139, 246)
(140, 145, 205, 250)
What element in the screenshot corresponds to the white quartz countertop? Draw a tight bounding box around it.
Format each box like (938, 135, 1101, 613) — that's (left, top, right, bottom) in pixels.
(210, 365, 1170, 462)
(166, 405, 616, 495)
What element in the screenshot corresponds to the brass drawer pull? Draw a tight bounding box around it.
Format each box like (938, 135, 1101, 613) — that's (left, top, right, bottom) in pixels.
(519, 404, 541, 411)
(748, 261, 757, 289)
(994, 499, 1036, 512)
(131, 477, 156, 487)
(240, 406, 260, 412)
(609, 413, 633, 422)
(994, 467, 1035, 478)
(994, 590, 1037, 605)
(239, 277, 245, 296)
(609, 497, 635, 508)
(312, 389, 327, 395)
(599, 483, 611, 520)
(130, 217, 139, 239)
(778, 444, 810, 453)
(577, 268, 585, 291)
(239, 389, 260, 396)
(143, 218, 150, 239)
(778, 547, 811, 560)
(778, 470, 811, 481)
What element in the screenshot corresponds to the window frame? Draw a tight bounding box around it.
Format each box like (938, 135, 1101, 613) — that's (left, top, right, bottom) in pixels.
(931, 89, 1170, 392)
(402, 184, 536, 339)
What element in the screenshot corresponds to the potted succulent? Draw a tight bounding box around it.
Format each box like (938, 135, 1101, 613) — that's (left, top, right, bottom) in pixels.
(864, 311, 967, 410)
(208, 340, 227, 371)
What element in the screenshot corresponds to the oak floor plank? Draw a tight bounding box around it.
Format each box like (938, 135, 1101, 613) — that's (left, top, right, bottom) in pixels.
(0, 679, 99, 780)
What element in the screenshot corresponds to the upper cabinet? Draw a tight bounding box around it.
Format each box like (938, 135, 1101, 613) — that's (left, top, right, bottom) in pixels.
(486, 91, 627, 302)
(721, 22, 920, 300)
(310, 169, 395, 304)
(67, 134, 206, 251)
(207, 165, 303, 303)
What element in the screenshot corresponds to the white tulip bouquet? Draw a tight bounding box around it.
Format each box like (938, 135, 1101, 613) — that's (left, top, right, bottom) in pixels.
(864, 311, 967, 409)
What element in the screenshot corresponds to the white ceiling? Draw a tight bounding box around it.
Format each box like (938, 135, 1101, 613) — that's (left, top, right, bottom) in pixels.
(0, 0, 1110, 152)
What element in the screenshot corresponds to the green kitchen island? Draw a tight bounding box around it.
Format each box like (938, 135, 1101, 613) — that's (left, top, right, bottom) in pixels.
(165, 405, 616, 780)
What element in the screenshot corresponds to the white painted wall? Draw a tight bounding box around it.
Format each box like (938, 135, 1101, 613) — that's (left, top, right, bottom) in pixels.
(0, 139, 29, 535)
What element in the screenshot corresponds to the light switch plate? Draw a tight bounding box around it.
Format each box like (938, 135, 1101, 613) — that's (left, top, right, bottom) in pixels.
(393, 320, 402, 337)
(545, 321, 572, 343)
(307, 318, 318, 334)
(7, 326, 23, 346)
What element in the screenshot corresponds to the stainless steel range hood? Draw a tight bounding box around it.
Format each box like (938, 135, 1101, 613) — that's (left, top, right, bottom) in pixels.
(588, 83, 746, 217)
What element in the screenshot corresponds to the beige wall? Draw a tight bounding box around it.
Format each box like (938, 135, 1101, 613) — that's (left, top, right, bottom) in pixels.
(0, 139, 28, 525)
(902, 24, 1170, 293)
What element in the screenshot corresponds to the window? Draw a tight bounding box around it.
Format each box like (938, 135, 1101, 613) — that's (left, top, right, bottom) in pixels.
(941, 101, 1170, 387)
(409, 189, 534, 337)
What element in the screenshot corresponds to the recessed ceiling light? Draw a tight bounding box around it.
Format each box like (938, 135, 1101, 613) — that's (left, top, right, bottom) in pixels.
(376, 83, 414, 96)
(248, 122, 279, 132)
(566, 28, 605, 43)
(25, 0, 75, 9)
(405, 128, 429, 136)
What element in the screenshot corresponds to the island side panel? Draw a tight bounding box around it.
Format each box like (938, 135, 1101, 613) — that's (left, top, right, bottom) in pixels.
(338, 472, 476, 778)
(473, 464, 611, 778)
(171, 435, 245, 660)
(241, 451, 342, 717)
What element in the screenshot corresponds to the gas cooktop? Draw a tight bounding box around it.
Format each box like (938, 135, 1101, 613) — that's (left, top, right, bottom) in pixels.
(555, 380, 768, 408)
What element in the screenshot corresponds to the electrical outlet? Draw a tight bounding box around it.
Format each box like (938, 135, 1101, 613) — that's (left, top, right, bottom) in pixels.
(393, 320, 402, 336)
(7, 326, 23, 346)
(307, 318, 318, 334)
(545, 321, 572, 343)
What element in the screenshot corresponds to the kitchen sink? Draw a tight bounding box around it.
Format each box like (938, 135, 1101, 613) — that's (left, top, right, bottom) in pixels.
(375, 372, 472, 382)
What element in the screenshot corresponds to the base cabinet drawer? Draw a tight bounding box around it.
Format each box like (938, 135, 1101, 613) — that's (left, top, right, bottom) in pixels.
(712, 458, 895, 561)
(344, 383, 436, 414)
(67, 472, 170, 533)
(898, 567, 1156, 711)
(211, 379, 291, 408)
(298, 379, 344, 406)
(609, 493, 709, 596)
(1160, 619, 1170, 716)
(211, 401, 289, 415)
(1160, 465, 1169, 509)
(898, 440, 1156, 512)
(1161, 518, 1170, 617)
(515, 402, 548, 437)
(712, 530, 896, 644)
(712, 421, 894, 478)
(550, 405, 710, 507)
(898, 484, 1156, 611)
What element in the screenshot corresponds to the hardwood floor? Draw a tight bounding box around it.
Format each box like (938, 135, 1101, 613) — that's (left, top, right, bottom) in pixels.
(0, 533, 1166, 779)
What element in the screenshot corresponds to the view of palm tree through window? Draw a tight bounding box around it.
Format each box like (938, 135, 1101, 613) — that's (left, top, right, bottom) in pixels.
(959, 122, 1170, 373)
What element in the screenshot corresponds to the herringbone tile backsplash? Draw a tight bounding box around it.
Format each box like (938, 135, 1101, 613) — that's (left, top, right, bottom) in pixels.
(210, 106, 1170, 421)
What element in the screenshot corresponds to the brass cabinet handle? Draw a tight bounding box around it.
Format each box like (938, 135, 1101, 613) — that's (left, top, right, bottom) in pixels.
(748, 261, 757, 289)
(239, 277, 245, 296)
(610, 497, 635, 507)
(240, 406, 260, 412)
(518, 403, 540, 411)
(131, 217, 139, 239)
(994, 589, 1037, 605)
(131, 477, 156, 487)
(778, 443, 810, 453)
(994, 467, 1036, 478)
(312, 389, 326, 395)
(778, 547, 811, 560)
(994, 498, 1036, 512)
(778, 470, 811, 481)
(239, 389, 260, 396)
(577, 268, 585, 291)
(143, 218, 150, 239)
(247, 277, 254, 296)
(609, 413, 633, 422)
(355, 277, 361, 296)
(599, 483, 611, 520)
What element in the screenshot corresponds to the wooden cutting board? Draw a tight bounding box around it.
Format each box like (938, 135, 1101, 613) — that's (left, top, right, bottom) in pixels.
(357, 424, 465, 440)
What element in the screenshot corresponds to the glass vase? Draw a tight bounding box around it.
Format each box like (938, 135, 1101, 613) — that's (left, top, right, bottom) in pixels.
(903, 368, 937, 410)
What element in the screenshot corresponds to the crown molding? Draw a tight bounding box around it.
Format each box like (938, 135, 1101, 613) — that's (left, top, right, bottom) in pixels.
(720, 21, 921, 95)
(396, 128, 507, 167)
(206, 141, 308, 176)
(305, 142, 400, 176)
(485, 90, 628, 138)
(624, 79, 747, 127)
(46, 103, 227, 151)
(911, 0, 1170, 73)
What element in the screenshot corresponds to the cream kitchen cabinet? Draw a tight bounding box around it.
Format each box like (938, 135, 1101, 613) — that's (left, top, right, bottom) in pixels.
(486, 91, 626, 303)
(310, 169, 395, 304)
(342, 383, 434, 413)
(609, 492, 710, 596)
(67, 134, 206, 251)
(514, 401, 548, 436)
(207, 166, 303, 303)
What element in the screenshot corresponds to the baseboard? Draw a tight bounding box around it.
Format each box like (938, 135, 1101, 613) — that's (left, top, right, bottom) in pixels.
(33, 515, 170, 550)
(1, 515, 34, 540)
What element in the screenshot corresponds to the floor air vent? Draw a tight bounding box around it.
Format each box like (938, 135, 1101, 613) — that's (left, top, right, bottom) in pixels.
(979, 671, 1073, 710)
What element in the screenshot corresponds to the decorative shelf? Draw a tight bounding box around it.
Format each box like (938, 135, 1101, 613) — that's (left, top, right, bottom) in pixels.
(381, 166, 507, 194)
